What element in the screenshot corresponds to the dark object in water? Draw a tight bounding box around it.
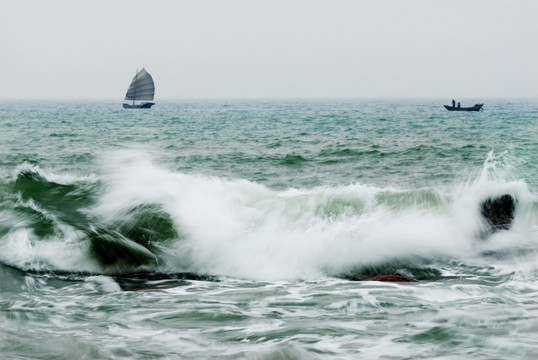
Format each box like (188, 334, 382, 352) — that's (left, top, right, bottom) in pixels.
(480, 194, 516, 232)
(113, 272, 220, 291)
(443, 104, 483, 111)
(363, 274, 418, 282)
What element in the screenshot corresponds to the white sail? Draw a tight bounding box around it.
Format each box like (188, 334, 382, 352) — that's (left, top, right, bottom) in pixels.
(124, 69, 155, 101)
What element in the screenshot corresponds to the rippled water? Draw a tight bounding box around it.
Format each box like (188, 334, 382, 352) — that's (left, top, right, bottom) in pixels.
(1, 99, 537, 359)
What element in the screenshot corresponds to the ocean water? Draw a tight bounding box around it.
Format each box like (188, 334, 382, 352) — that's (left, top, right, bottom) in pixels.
(1, 99, 537, 359)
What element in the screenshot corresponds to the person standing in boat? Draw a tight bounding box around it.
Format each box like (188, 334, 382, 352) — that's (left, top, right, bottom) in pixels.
(457, 102, 461, 108)
(452, 99, 456, 107)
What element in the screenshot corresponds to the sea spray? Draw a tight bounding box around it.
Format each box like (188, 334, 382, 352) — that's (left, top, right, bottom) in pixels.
(61, 149, 533, 280)
(0, 147, 535, 279)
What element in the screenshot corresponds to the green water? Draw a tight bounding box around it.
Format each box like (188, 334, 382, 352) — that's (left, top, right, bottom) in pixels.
(0, 99, 537, 359)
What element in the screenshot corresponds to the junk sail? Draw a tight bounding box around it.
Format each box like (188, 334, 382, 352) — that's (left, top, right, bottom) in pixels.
(123, 68, 155, 109)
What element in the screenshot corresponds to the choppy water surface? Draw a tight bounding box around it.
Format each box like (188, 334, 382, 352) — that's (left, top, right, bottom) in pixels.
(1, 99, 537, 359)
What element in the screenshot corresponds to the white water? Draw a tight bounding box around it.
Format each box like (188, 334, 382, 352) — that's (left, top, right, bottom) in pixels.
(1, 149, 536, 279)
(88, 150, 537, 279)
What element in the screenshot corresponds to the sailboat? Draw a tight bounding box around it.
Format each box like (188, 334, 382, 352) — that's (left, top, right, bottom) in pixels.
(123, 68, 155, 109)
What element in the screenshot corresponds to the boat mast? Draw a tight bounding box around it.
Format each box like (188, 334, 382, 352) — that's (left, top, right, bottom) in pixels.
(133, 69, 138, 106)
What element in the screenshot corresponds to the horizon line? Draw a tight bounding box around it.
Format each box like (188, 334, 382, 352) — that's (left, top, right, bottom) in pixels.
(2, 96, 537, 102)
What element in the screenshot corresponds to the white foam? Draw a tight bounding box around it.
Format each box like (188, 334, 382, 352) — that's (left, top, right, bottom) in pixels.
(4, 149, 535, 279)
(0, 227, 94, 272)
(85, 150, 538, 280)
(11, 162, 97, 184)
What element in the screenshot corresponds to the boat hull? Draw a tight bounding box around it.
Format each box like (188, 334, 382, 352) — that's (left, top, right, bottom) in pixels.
(123, 102, 155, 109)
(444, 104, 483, 111)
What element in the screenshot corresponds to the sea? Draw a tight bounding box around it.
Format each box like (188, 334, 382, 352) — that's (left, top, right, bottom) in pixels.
(1, 99, 537, 359)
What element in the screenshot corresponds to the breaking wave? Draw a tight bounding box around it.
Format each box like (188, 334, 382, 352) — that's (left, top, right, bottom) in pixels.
(1, 150, 537, 281)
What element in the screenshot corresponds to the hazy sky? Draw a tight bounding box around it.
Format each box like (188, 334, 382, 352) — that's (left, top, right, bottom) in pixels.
(2, 0, 538, 100)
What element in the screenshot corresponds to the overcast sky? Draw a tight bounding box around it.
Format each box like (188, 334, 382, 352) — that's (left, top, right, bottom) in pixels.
(2, 0, 537, 100)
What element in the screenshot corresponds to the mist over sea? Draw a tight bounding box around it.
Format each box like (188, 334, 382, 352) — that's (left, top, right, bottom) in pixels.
(1, 99, 537, 359)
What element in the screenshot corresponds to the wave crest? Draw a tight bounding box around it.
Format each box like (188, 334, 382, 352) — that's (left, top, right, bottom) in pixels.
(1, 151, 537, 280)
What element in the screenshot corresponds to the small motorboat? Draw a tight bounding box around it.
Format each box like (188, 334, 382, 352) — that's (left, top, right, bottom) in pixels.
(444, 103, 483, 111)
